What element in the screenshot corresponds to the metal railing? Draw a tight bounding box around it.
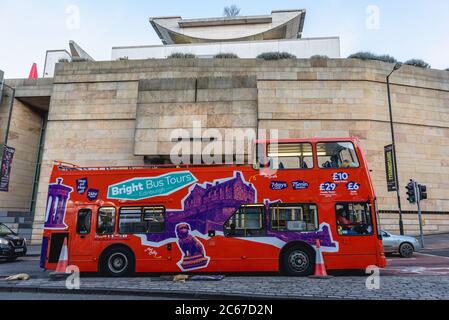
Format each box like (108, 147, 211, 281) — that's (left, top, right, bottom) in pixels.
(54, 161, 251, 172)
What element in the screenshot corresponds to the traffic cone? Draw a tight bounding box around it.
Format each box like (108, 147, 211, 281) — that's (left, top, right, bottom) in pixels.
(49, 238, 70, 280)
(28, 63, 38, 79)
(309, 239, 333, 279)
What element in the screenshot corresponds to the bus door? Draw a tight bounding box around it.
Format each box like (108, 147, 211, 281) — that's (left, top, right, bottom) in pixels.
(334, 201, 378, 267)
(70, 206, 96, 262)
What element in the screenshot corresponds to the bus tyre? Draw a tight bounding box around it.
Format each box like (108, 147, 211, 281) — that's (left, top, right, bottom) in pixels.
(399, 243, 414, 258)
(281, 246, 314, 276)
(100, 247, 135, 277)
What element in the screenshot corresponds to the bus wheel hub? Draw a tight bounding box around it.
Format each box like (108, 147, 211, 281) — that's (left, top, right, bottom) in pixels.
(289, 251, 308, 271)
(108, 253, 128, 273)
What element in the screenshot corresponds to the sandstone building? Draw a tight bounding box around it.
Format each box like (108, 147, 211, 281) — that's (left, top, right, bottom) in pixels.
(1, 10, 448, 244)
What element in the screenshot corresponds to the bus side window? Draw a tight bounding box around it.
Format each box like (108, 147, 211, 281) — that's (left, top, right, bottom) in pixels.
(97, 207, 116, 235)
(317, 142, 360, 169)
(144, 207, 165, 233)
(224, 205, 265, 237)
(76, 209, 92, 235)
(270, 204, 318, 232)
(336, 203, 373, 236)
(118, 206, 165, 234)
(267, 143, 313, 170)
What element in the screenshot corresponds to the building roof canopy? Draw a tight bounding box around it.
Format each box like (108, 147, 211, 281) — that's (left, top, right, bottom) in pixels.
(150, 9, 306, 45)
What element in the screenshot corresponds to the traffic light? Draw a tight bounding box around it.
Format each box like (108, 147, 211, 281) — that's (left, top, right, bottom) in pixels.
(406, 180, 416, 204)
(418, 184, 427, 201)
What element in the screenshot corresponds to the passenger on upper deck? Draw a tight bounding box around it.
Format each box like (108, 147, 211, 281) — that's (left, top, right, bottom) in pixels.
(322, 155, 340, 168)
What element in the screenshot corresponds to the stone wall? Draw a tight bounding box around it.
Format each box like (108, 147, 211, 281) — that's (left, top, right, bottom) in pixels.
(0, 99, 42, 212)
(135, 76, 257, 157)
(0, 87, 11, 144)
(257, 79, 449, 214)
(380, 213, 449, 234)
(31, 80, 143, 242)
(28, 58, 449, 242)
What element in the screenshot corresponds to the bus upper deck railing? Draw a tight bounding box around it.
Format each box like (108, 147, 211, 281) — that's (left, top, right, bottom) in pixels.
(54, 161, 253, 172)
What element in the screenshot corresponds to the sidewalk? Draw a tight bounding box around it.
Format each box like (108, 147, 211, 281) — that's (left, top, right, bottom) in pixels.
(27, 245, 41, 257)
(1, 275, 449, 300)
(421, 233, 449, 250)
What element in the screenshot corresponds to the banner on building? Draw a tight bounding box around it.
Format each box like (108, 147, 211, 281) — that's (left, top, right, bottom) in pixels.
(0, 145, 15, 192)
(384, 144, 396, 192)
(0, 69, 4, 105)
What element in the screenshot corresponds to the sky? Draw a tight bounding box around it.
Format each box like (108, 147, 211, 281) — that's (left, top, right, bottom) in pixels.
(0, 0, 448, 78)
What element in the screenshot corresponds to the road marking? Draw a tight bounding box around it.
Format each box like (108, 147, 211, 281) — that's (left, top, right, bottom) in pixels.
(18, 257, 39, 261)
(386, 266, 449, 275)
(387, 258, 417, 261)
(417, 252, 449, 259)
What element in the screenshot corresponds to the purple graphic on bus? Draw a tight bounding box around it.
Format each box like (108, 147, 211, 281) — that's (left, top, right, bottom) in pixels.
(175, 223, 210, 271)
(143, 171, 339, 252)
(44, 178, 73, 230)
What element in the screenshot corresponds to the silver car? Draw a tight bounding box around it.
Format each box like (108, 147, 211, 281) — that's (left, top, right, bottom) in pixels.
(381, 230, 421, 258)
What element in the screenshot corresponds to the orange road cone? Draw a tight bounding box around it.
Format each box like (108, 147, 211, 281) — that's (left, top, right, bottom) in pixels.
(28, 63, 38, 79)
(49, 238, 70, 280)
(309, 239, 333, 279)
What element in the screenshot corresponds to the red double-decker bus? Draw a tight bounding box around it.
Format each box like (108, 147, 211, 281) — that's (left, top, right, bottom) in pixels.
(40, 138, 386, 277)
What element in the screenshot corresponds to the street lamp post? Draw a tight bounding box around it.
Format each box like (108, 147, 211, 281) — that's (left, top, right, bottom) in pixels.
(386, 63, 404, 235)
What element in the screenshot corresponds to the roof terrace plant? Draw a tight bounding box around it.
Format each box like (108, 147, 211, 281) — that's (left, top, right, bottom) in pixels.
(348, 52, 397, 64)
(257, 52, 297, 60)
(310, 55, 329, 59)
(404, 59, 431, 69)
(167, 53, 197, 59)
(214, 53, 239, 59)
(223, 5, 241, 17)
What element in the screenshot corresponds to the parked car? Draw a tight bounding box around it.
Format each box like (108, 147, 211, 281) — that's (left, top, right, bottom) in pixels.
(0, 223, 27, 261)
(381, 230, 421, 258)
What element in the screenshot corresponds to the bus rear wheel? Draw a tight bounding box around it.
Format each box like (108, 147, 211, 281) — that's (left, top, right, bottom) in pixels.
(100, 247, 135, 277)
(281, 245, 314, 276)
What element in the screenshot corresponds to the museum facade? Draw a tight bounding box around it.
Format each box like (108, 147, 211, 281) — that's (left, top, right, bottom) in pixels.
(1, 9, 448, 244)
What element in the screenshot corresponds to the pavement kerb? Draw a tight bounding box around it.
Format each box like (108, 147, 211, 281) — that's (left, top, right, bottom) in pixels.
(0, 283, 321, 300)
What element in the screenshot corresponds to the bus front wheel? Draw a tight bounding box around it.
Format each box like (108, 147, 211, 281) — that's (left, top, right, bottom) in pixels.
(281, 245, 315, 276)
(100, 246, 135, 277)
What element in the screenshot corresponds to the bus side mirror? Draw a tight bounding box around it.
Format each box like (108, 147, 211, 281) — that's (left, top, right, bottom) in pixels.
(208, 230, 216, 237)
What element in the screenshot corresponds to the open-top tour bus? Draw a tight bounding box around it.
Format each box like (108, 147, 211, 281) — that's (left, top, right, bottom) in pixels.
(40, 138, 386, 277)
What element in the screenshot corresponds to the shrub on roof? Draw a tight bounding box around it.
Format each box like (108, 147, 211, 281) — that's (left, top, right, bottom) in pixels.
(310, 55, 329, 59)
(404, 59, 431, 69)
(348, 52, 397, 64)
(257, 52, 297, 60)
(71, 57, 90, 63)
(167, 52, 196, 59)
(214, 53, 239, 59)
